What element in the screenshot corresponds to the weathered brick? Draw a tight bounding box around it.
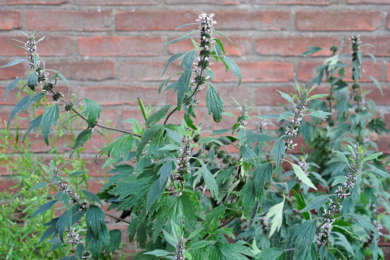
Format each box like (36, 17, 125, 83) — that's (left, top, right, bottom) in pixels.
(0, 36, 73, 56)
(254, 0, 328, 4)
(120, 61, 180, 82)
(348, 0, 390, 3)
(344, 37, 390, 57)
(167, 0, 240, 4)
(78, 36, 162, 56)
(75, 0, 157, 4)
(46, 61, 115, 81)
(298, 61, 382, 82)
(26, 10, 111, 31)
(296, 11, 381, 31)
(0, 179, 18, 193)
(168, 36, 251, 56)
(0, 111, 30, 129)
(214, 11, 290, 31)
(78, 86, 162, 106)
(365, 86, 390, 105)
(0, 0, 67, 4)
(256, 36, 338, 56)
(117, 10, 197, 31)
(212, 62, 294, 83)
(0, 10, 21, 30)
(0, 61, 25, 80)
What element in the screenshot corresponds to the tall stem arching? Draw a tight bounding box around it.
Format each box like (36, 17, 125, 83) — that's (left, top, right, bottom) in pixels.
(164, 13, 216, 125)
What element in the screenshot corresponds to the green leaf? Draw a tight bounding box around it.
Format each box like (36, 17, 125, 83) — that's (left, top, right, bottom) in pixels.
(277, 112, 292, 122)
(83, 98, 101, 127)
(332, 176, 348, 186)
(366, 165, 388, 178)
(81, 190, 103, 206)
(58, 72, 71, 95)
(28, 71, 38, 90)
(108, 229, 122, 254)
(271, 136, 285, 167)
(215, 30, 238, 48)
(197, 159, 219, 198)
(296, 243, 317, 260)
(363, 152, 382, 162)
(277, 91, 294, 103)
(146, 178, 167, 212)
(23, 114, 42, 142)
(99, 134, 134, 162)
(158, 161, 173, 188)
(41, 103, 60, 145)
(258, 248, 286, 260)
(4, 76, 25, 101)
(85, 205, 106, 238)
(48, 238, 63, 254)
(348, 214, 378, 236)
(334, 151, 349, 164)
(76, 243, 84, 259)
(144, 250, 171, 257)
(290, 162, 317, 190)
(265, 197, 285, 237)
(203, 206, 226, 228)
(308, 110, 332, 119)
(302, 46, 322, 56)
(190, 241, 216, 251)
(220, 56, 242, 86)
(184, 113, 197, 130)
(301, 195, 331, 212)
(102, 165, 133, 191)
(206, 68, 215, 80)
(70, 129, 92, 149)
(163, 30, 197, 45)
(177, 49, 196, 111)
(206, 83, 224, 123)
(308, 94, 328, 100)
(176, 23, 198, 31)
(57, 208, 73, 242)
(164, 127, 182, 144)
(0, 59, 25, 68)
(28, 182, 49, 191)
(34, 53, 39, 70)
(136, 124, 163, 159)
(215, 38, 226, 54)
(162, 52, 186, 76)
(369, 76, 383, 95)
(293, 190, 311, 220)
(68, 170, 87, 177)
(292, 220, 316, 254)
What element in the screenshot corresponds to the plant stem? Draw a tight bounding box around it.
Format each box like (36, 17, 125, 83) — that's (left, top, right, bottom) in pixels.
(104, 213, 131, 224)
(137, 97, 148, 123)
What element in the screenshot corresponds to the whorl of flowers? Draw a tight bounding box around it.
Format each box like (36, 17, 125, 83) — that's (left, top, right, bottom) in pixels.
(174, 138, 192, 181)
(285, 89, 308, 150)
(25, 35, 49, 90)
(174, 239, 186, 260)
(190, 13, 216, 96)
(238, 103, 249, 128)
(317, 220, 334, 246)
(298, 157, 310, 177)
(350, 35, 362, 83)
(255, 119, 268, 133)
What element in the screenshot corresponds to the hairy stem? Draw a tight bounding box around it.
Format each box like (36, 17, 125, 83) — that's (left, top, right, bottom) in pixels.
(137, 97, 148, 123)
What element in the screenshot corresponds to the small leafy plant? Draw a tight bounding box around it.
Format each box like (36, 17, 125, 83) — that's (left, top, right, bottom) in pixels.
(2, 13, 389, 260)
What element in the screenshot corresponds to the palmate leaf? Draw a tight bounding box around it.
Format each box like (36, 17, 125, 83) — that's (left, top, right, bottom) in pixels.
(206, 83, 224, 123)
(8, 92, 46, 128)
(177, 49, 196, 110)
(83, 98, 101, 127)
(152, 190, 204, 243)
(265, 197, 285, 238)
(41, 103, 60, 145)
(4, 76, 25, 101)
(258, 248, 286, 260)
(99, 134, 135, 162)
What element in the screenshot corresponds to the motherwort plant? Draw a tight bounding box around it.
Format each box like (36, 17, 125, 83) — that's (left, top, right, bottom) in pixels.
(2, 13, 389, 260)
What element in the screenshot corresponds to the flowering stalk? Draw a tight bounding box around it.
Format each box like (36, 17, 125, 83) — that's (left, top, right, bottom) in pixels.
(174, 238, 186, 260)
(285, 89, 309, 150)
(326, 43, 339, 126)
(164, 13, 216, 125)
(174, 137, 192, 183)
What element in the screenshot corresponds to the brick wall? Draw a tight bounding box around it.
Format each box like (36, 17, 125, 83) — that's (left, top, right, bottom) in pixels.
(1, 0, 390, 258)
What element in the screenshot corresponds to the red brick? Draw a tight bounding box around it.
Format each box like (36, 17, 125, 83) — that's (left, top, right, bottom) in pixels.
(0, 179, 18, 193)
(46, 61, 114, 81)
(26, 10, 111, 31)
(298, 61, 382, 82)
(116, 10, 197, 31)
(386, 63, 390, 82)
(0, 10, 21, 30)
(348, 0, 390, 3)
(0, 61, 25, 80)
(0, 0, 67, 4)
(78, 86, 161, 106)
(215, 11, 290, 31)
(254, 0, 328, 3)
(366, 86, 390, 105)
(377, 136, 390, 154)
(344, 37, 390, 57)
(167, 0, 240, 3)
(256, 37, 338, 56)
(75, 0, 156, 4)
(78, 36, 162, 57)
(296, 11, 381, 31)
(0, 111, 31, 129)
(212, 62, 294, 83)
(168, 36, 252, 56)
(0, 36, 73, 57)
(120, 61, 180, 82)
(86, 180, 104, 194)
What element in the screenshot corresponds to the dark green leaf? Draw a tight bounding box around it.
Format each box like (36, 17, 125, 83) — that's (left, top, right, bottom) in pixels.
(158, 161, 173, 188)
(28, 182, 49, 191)
(82, 190, 103, 206)
(76, 243, 85, 259)
(70, 129, 92, 149)
(162, 52, 186, 76)
(85, 205, 106, 238)
(0, 59, 25, 68)
(28, 71, 38, 90)
(83, 98, 101, 127)
(220, 56, 242, 86)
(57, 208, 73, 242)
(271, 136, 285, 167)
(206, 83, 224, 123)
(147, 105, 173, 127)
(109, 229, 122, 254)
(215, 30, 238, 48)
(41, 103, 60, 145)
(32, 200, 58, 218)
(301, 195, 331, 212)
(258, 248, 286, 260)
(4, 76, 25, 101)
(23, 114, 42, 142)
(177, 49, 196, 111)
(68, 171, 87, 177)
(302, 46, 322, 56)
(136, 124, 163, 159)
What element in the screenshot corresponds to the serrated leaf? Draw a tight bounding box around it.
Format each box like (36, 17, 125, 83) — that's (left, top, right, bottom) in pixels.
(158, 161, 172, 188)
(197, 159, 219, 198)
(164, 127, 182, 144)
(41, 103, 60, 145)
(23, 114, 42, 142)
(109, 229, 122, 254)
(309, 110, 332, 119)
(28, 182, 49, 191)
(277, 112, 292, 122)
(271, 136, 286, 167)
(277, 90, 294, 103)
(4, 76, 25, 101)
(301, 195, 331, 212)
(28, 71, 38, 90)
(162, 52, 186, 76)
(215, 30, 238, 48)
(99, 134, 134, 162)
(206, 83, 224, 123)
(332, 176, 348, 186)
(292, 220, 316, 254)
(220, 56, 242, 86)
(290, 162, 317, 190)
(0, 59, 25, 68)
(147, 105, 173, 127)
(259, 248, 286, 260)
(32, 200, 58, 218)
(70, 129, 92, 150)
(76, 243, 85, 259)
(82, 190, 103, 206)
(348, 214, 378, 236)
(177, 49, 196, 111)
(137, 124, 163, 159)
(57, 208, 73, 242)
(265, 197, 285, 237)
(83, 98, 101, 127)
(85, 205, 106, 238)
